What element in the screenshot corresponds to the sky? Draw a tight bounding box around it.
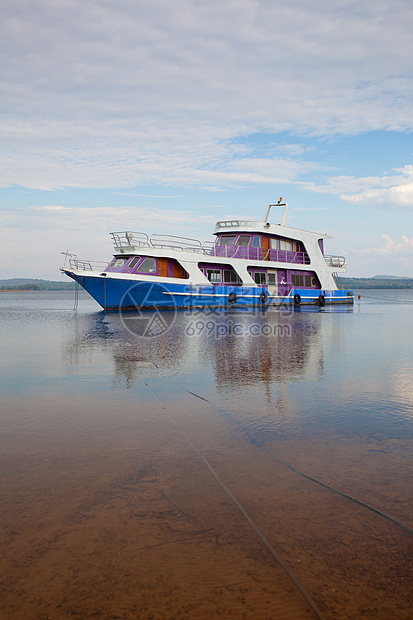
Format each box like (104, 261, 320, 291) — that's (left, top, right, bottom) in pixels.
(1, 0, 413, 279)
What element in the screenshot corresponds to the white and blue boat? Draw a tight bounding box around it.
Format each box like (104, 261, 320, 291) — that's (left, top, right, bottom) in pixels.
(61, 199, 353, 310)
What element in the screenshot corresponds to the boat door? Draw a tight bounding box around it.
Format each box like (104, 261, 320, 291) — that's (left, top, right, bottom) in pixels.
(158, 257, 168, 278)
(267, 269, 278, 297)
(277, 269, 289, 296)
(262, 236, 270, 260)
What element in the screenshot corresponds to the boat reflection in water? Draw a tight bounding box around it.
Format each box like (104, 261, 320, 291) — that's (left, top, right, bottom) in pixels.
(61, 304, 353, 442)
(62, 305, 350, 395)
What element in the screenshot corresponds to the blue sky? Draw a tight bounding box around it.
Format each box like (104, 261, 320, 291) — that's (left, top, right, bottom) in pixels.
(1, 0, 413, 279)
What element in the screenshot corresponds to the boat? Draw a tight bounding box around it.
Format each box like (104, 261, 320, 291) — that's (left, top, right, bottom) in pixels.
(61, 199, 354, 310)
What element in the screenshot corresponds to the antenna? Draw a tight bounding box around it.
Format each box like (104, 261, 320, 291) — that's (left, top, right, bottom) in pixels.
(262, 198, 287, 225)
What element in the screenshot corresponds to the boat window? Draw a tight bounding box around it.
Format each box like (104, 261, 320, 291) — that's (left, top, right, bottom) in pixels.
(280, 239, 293, 251)
(304, 275, 318, 287)
(291, 274, 304, 287)
(251, 235, 261, 248)
(217, 235, 236, 246)
(268, 273, 276, 286)
(254, 272, 266, 285)
(111, 257, 130, 267)
(270, 238, 279, 249)
(236, 235, 250, 246)
(223, 269, 240, 284)
(207, 269, 221, 283)
(137, 258, 156, 273)
(129, 256, 141, 269)
(293, 241, 300, 252)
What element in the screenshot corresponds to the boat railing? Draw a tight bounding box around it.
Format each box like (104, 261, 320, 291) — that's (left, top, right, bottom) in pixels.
(68, 258, 108, 271)
(110, 232, 150, 247)
(209, 244, 310, 264)
(109, 231, 316, 264)
(150, 234, 205, 253)
(324, 255, 346, 267)
(111, 231, 214, 255)
(201, 241, 215, 254)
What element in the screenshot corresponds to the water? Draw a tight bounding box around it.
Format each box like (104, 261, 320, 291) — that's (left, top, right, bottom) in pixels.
(0, 290, 412, 619)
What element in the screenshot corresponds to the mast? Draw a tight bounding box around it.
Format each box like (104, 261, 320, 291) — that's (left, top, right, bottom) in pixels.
(262, 198, 288, 226)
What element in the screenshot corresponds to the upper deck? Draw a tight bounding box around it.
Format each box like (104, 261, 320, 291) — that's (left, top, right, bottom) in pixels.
(106, 200, 346, 270)
(213, 200, 331, 240)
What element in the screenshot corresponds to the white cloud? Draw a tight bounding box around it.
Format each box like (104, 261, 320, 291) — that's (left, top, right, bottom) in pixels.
(1, 0, 413, 189)
(2, 204, 218, 236)
(0, 203, 220, 278)
(358, 234, 413, 255)
(30, 205, 69, 211)
(303, 165, 413, 209)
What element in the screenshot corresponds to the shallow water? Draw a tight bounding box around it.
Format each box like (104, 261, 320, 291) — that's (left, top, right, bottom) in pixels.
(0, 289, 412, 619)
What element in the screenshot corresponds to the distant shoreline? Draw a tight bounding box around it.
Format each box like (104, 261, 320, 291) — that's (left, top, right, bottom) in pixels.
(339, 277, 413, 290)
(0, 279, 75, 291)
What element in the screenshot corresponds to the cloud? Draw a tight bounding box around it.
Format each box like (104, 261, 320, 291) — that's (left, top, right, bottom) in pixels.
(30, 205, 69, 211)
(113, 193, 184, 198)
(0, 202, 221, 278)
(0, 138, 317, 190)
(303, 165, 413, 209)
(1, 0, 413, 189)
(4, 204, 218, 236)
(359, 234, 413, 255)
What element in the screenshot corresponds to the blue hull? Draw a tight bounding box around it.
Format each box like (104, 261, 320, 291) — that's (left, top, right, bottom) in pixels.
(66, 271, 354, 310)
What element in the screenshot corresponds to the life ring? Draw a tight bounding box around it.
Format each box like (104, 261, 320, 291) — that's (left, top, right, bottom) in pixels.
(260, 291, 268, 304)
(293, 293, 301, 305)
(318, 294, 326, 306)
(228, 292, 237, 304)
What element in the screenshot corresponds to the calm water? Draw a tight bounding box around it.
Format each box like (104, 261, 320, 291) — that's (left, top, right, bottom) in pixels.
(0, 290, 412, 619)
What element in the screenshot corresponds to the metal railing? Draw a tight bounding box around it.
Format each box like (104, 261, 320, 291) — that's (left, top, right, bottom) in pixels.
(109, 231, 311, 264)
(68, 258, 108, 271)
(209, 244, 311, 264)
(111, 231, 214, 254)
(150, 234, 204, 252)
(324, 255, 346, 267)
(110, 232, 150, 247)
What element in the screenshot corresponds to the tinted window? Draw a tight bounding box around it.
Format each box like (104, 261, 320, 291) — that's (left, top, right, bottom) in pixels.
(223, 269, 239, 283)
(137, 258, 156, 273)
(111, 257, 129, 267)
(251, 236, 261, 248)
(236, 235, 250, 247)
(292, 274, 304, 287)
(207, 269, 221, 283)
(129, 256, 141, 269)
(218, 235, 236, 246)
(254, 272, 266, 285)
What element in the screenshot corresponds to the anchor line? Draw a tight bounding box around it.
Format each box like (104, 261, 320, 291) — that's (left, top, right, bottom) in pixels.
(186, 391, 413, 536)
(74, 280, 79, 311)
(357, 293, 413, 304)
(142, 379, 324, 620)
